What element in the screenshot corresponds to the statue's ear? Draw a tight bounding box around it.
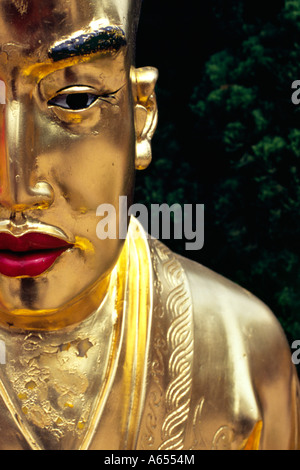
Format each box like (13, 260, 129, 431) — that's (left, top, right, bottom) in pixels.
(131, 66, 158, 170)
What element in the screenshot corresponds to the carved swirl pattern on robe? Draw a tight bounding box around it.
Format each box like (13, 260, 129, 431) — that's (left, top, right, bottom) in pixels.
(190, 397, 235, 450)
(150, 240, 194, 451)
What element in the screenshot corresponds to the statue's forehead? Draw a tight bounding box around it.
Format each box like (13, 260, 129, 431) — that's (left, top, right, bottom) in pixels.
(0, 0, 136, 52)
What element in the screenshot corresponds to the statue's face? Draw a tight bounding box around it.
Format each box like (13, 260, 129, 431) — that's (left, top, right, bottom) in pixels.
(0, 0, 156, 329)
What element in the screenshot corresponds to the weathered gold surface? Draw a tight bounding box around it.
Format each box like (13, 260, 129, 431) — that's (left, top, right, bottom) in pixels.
(0, 0, 299, 450)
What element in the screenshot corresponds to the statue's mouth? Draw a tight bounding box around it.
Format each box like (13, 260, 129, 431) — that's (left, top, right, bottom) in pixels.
(0, 233, 72, 277)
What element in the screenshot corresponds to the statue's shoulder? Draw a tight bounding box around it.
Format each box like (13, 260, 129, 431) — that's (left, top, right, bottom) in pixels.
(144, 239, 299, 450)
(149, 237, 292, 372)
(177, 249, 291, 359)
(177, 250, 278, 330)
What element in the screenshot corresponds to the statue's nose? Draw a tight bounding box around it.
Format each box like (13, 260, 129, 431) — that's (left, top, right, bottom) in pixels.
(0, 98, 54, 212)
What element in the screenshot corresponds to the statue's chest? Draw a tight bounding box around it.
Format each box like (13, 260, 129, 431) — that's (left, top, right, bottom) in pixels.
(0, 324, 114, 449)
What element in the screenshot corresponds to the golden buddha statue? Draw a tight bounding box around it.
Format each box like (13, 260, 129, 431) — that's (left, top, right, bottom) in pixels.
(0, 0, 298, 451)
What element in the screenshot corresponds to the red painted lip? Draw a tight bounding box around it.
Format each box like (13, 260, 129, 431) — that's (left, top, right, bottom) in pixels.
(0, 233, 72, 277)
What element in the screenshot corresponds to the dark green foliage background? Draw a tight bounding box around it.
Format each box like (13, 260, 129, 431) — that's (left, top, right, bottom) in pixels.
(135, 1, 300, 351)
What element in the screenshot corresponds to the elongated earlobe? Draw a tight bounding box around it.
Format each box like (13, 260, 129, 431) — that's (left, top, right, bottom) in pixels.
(131, 66, 158, 170)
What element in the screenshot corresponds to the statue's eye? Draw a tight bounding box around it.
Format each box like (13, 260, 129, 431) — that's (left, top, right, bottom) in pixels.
(48, 93, 98, 110)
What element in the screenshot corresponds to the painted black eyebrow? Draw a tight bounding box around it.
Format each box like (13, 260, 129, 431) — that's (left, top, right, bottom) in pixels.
(48, 25, 127, 62)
